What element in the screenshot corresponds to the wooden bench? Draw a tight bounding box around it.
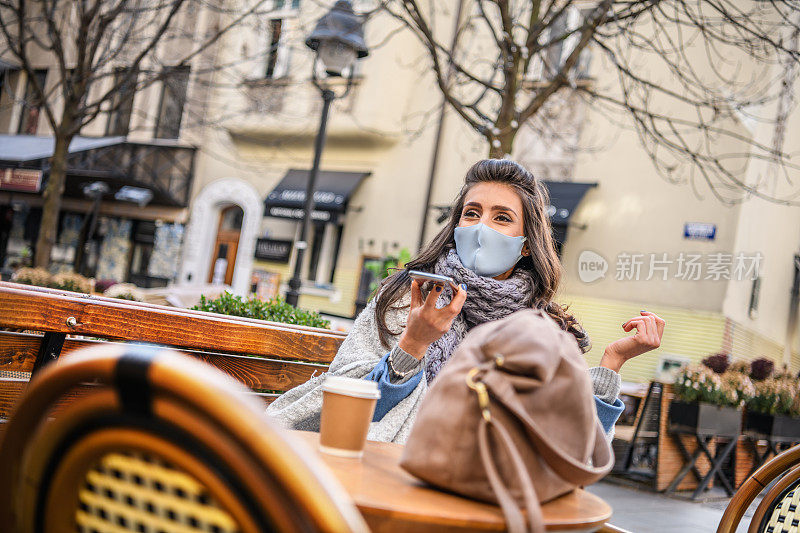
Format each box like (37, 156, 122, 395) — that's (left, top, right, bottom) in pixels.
(0, 281, 346, 422)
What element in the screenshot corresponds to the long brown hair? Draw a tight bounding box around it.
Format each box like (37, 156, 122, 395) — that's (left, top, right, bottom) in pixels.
(374, 159, 590, 352)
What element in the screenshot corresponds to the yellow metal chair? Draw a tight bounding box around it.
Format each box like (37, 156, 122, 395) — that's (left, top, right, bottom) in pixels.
(717, 443, 800, 533)
(0, 344, 367, 533)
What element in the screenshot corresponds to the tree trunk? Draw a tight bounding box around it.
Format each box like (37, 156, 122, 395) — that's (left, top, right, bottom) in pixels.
(487, 130, 517, 159)
(34, 133, 72, 268)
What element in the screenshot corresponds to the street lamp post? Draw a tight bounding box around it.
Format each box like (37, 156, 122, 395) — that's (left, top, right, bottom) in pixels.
(74, 181, 110, 276)
(285, 0, 368, 307)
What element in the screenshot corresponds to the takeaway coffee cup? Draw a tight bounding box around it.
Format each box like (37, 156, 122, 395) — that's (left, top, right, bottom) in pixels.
(319, 376, 380, 458)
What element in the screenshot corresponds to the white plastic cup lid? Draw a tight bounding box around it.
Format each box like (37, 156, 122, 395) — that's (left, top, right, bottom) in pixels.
(322, 376, 381, 400)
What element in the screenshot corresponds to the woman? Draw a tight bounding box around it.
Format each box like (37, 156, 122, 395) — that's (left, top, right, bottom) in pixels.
(268, 159, 665, 443)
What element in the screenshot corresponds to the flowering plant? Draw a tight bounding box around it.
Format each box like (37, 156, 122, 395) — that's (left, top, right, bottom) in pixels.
(701, 352, 730, 374)
(746, 376, 800, 417)
(750, 357, 775, 381)
(673, 363, 754, 408)
(12, 267, 52, 287)
(720, 371, 756, 407)
(12, 267, 92, 294)
(50, 271, 92, 293)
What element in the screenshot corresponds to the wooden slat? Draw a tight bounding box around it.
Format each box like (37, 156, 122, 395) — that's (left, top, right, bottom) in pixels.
(0, 379, 280, 421)
(0, 286, 342, 363)
(0, 380, 111, 420)
(0, 332, 37, 373)
(0, 378, 25, 420)
(0, 282, 344, 336)
(0, 332, 326, 392)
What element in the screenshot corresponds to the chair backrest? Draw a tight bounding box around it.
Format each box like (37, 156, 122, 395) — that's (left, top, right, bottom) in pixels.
(619, 381, 663, 473)
(0, 343, 368, 533)
(0, 282, 347, 420)
(717, 443, 800, 533)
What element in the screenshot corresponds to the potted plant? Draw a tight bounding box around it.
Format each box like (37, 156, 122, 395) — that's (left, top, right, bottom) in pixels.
(743, 372, 800, 441)
(192, 291, 331, 329)
(670, 361, 749, 437)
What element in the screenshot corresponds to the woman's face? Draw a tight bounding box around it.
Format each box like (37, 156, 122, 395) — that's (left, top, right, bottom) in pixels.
(458, 182, 525, 237)
(457, 181, 530, 280)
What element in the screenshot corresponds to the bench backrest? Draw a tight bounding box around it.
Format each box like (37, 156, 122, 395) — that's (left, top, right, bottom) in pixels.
(0, 282, 347, 420)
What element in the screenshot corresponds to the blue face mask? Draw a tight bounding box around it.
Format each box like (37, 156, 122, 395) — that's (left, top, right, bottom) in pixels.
(454, 223, 527, 277)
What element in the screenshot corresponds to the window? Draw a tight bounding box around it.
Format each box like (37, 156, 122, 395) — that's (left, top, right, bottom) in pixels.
(128, 220, 156, 281)
(307, 222, 325, 281)
(748, 276, 762, 319)
(263, 17, 293, 79)
(656, 355, 690, 381)
(292, 221, 342, 286)
(527, 8, 593, 81)
(274, 0, 300, 10)
(106, 67, 138, 136)
(265, 19, 284, 78)
(18, 69, 47, 134)
(154, 65, 190, 139)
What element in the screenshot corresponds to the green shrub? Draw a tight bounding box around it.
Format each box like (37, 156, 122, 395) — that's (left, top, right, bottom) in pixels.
(746, 376, 800, 417)
(673, 364, 755, 408)
(192, 292, 330, 329)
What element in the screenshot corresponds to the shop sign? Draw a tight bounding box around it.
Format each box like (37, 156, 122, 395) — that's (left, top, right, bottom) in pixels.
(251, 270, 281, 300)
(683, 222, 716, 241)
(266, 206, 334, 222)
(0, 168, 42, 193)
(255, 238, 293, 263)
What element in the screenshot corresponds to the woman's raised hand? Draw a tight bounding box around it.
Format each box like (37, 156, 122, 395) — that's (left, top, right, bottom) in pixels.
(600, 310, 666, 373)
(398, 279, 468, 359)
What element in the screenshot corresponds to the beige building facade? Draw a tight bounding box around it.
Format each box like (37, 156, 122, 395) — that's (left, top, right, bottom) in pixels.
(0, 3, 218, 285)
(1, 1, 797, 383)
(181, 1, 799, 383)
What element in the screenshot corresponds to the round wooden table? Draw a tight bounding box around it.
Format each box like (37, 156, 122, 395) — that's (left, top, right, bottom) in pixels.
(291, 430, 612, 532)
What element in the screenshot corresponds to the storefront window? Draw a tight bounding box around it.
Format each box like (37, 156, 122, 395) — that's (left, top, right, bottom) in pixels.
(154, 65, 190, 139)
(128, 220, 157, 286)
(4, 205, 39, 268)
(106, 67, 138, 136)
(17, 70, 47, 135)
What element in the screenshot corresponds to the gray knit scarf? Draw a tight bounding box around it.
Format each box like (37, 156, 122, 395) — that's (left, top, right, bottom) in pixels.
(424, 248, 534, 383)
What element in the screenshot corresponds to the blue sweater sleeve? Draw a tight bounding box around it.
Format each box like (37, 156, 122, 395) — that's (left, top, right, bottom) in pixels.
(365, 351, 423, 422)
(594, 396, 625, 435)
(366, 354, 623, 432)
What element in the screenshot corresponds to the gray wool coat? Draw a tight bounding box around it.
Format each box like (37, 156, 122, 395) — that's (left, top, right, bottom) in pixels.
(266, 294, 620, 444)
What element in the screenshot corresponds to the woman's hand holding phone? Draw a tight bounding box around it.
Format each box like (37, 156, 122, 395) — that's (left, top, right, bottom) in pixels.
(398, 279, 467, 359)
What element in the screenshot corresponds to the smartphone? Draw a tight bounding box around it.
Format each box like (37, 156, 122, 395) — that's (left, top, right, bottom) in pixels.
(408, 270, 457, 288)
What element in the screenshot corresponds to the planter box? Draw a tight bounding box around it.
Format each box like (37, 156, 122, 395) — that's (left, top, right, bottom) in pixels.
(669, 401, 742, 437)
(744, 412, 800, 441)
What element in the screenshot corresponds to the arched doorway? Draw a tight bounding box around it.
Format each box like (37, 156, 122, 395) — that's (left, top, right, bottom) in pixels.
(208, 205, 243, 286)
(179, 178, 261, 295)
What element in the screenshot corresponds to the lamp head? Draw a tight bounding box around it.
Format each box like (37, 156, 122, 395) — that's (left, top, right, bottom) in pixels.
(305, 0, 368, 77)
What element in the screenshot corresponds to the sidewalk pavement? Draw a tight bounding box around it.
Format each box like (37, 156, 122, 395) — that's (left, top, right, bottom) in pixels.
(587, 480, 756, 532)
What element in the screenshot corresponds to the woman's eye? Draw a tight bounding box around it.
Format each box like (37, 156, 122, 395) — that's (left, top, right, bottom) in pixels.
(462, 209, 479, 218)
(496, 214, 512, 222)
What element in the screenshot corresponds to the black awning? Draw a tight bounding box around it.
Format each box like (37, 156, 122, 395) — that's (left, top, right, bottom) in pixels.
(264, 169, 370, 223)
(543, 181, 596, 254)
(543, 181, 597, 224)
(0, 134, 125, 163)
(0, 135, 196, 207)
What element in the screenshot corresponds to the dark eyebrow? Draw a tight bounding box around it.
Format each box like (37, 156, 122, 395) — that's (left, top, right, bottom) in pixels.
(463, 202, 481, 209)
(492, 205, 517, 216)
